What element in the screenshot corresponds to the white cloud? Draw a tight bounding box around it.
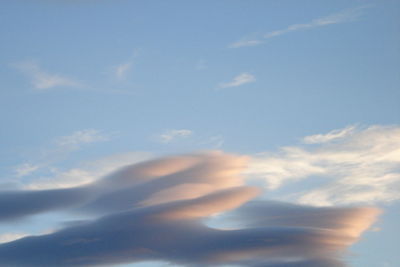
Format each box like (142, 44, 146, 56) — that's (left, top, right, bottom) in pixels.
(114, 62, 132, 80)
(218, 73, 255, 89)
(229, 5, 371, 48)
(302, 125, 356, 144)
(158, 129, 193, 143)
(245, 125, 400, 206)
(228, 39, 264, 48)
(14, 61, 81, 90)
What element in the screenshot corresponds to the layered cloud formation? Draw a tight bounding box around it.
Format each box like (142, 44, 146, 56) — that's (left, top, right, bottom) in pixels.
(0, 152, 380, 266)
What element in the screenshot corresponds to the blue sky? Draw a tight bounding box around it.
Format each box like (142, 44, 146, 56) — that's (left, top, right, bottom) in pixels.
(0, 1, 399, 266)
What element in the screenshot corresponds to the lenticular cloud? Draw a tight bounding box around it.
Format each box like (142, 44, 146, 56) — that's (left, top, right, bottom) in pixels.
(0, 152, 379, 266)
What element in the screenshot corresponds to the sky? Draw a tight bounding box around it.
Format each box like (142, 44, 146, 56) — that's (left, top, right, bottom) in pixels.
(0, 0, 399, 266)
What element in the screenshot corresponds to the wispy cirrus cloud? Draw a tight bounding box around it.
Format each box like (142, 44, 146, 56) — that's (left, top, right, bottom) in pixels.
(158, 129, 193, 143)
(13, 129, 111, 182)
(229, 5, 371, 48)
(14, 61, 82, 90)
(246, 125, 400, 206)
(302, 125, 356, 144)
(112, 49, 140, 81)
(14, 163, 40, 178)
(113, 62, 132, 80)
(55, 129, 109, 149)
(229, 39, 264, 49)
(218, 73, 255, 89)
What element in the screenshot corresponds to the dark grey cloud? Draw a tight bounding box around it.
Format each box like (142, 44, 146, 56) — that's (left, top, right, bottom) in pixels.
(0, 188, 88, 222)
(0, 152, 380, 266)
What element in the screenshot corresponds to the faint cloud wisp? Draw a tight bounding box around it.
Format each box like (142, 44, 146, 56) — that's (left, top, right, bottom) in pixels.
(114, 62, 132, 80)
(14, 61, 82, 90)
(158, 129, 193, 143)
(230, 5, 371, 48)
(218, 73, 255, 89)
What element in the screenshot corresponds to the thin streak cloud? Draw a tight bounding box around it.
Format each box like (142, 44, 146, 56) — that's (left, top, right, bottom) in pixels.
(230, 5, 371, 48)
(302, 125, 356, 144)
(158, 129, 193, 143)
(218, 73, 255, 89)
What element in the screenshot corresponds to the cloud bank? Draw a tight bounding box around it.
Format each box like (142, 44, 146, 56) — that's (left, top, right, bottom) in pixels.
(0, 152, 379, 266)
(246, 125, 400, 206)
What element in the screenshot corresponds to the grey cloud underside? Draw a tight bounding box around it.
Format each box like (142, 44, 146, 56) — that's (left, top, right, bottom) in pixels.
(0, 153, 245, 220)
(0, 196, 368, 266)
(0, 188, 87, 221)
(0, 152, 379, 266)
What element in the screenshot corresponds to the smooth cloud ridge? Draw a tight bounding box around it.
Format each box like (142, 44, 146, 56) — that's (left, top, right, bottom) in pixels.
(0, 152, 379, 266)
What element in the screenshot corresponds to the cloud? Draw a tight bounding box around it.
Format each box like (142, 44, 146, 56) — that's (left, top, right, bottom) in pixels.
(246, 125, 400, 206)
(203, 135, 225, 149)
(218, 73, 255, 89)
(25, 152, 151, 190)
(158, 129, 193, 143)
(1, 152, 247, 221)
(55, 129, 109, 149)
(14, 163, 40, 178)
(114, 62, 132, 80)
(9, 129, 111, 187)
(14, 61, 81, 90)
(44, 129, 110, 163)
(0, 152, 379, 266)
(302, 125, 356, 144)
(229, 39, 264, 49)
(0, 233, 29, 244)
(229, 5, 371, 48)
